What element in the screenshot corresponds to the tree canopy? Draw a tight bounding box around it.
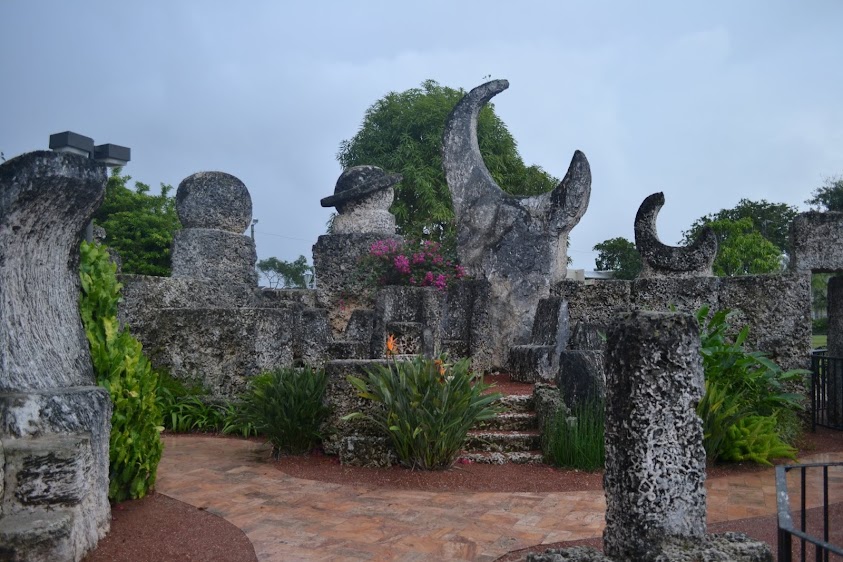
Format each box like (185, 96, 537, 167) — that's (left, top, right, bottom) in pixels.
(806, 176, 843, 212)
(93, 168, 181, 276)
(257, 255, 312, 288)
(705, 217, 782, 276)
(593, 237, 642, 280)
(679, 199, 794, 277)
(681, 198, 798, 255)
(337, 79, 558, 247)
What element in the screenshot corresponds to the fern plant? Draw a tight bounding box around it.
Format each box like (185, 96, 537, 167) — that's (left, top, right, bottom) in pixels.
(696, 305, 808, 465)
(721, 415, 797, 466)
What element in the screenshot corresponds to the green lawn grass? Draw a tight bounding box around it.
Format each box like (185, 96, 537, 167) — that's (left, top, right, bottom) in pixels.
(813, 334, 827, 349)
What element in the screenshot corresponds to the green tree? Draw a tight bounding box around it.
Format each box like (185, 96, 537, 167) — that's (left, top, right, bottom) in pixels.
(337, 79, 558, 247)
(93, 168, 181, 276)
(593, 237, 642, 280)
(812, 273, 831, 319)
(257, 255, 312, 288)
(682, 199, 798, 255)
(806, 176, 843, 212)
(706, 218, 782, 276)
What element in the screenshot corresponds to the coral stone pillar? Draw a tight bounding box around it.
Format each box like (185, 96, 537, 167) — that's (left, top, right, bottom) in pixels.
(0, 151, 112, 561)
(602, 311, 707, 561)
(171, 171, 258, 285)
(0, 151, 105, 390)
(826, 276, 843, 424)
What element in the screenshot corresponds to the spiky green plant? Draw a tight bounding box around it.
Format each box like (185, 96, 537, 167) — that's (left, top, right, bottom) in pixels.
(345, 354, 502, 470)
(544, 395, 605, 471)
(237, 368, 330, 457)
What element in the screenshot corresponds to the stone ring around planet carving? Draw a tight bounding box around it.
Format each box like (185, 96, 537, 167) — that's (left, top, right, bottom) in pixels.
(320, 165, 402, 209)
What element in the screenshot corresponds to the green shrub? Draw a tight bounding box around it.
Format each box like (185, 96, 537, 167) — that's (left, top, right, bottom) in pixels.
(164, 395, 225, 432)
(345, 354, 502, 470)
(544, 395, 605, 471)
(696, 305, 808, 465)
(220, 402, 258, 438)
(813, 317, 828, 335)
(237, 367, 330, 457)
(79, 241, 163, 502)
(155, 371, 258, 437)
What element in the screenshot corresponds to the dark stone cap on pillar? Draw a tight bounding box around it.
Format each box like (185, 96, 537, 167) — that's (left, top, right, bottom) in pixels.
(320, 165, 402, 209)
(49, 131, 95, 157)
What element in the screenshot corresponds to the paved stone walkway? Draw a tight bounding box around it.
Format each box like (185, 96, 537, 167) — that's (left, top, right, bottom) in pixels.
(156, 435, 843, 561)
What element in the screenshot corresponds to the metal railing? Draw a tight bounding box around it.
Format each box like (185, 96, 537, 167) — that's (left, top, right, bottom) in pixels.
(777, 462, 843, 561)
(812, 353, 843, 431)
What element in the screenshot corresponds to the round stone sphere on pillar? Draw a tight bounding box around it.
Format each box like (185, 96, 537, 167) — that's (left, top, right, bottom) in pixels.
(176, 171, 253, 233)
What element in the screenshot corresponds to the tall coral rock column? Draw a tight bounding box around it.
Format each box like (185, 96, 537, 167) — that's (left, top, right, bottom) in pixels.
(602, 311, 707, 561)
(0, 151, 112, 561)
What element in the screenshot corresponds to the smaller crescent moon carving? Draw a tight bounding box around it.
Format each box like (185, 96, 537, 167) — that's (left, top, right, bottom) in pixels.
(634, 192, 718, 277)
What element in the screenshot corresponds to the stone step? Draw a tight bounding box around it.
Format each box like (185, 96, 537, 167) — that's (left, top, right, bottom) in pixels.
(0, 508, 75, 562)
(497, 393, 535, 413)
(508, 344, 557, 383)
(327, 341, 369, 360)
(458, 450, 545, 465)
(464, 430, 541, 453)
(474, 411, 537, 432)
(2, 434, 93, 511)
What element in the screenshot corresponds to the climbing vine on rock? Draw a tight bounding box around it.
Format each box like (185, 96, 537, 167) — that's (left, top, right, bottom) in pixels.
(79, 241, 163, 501)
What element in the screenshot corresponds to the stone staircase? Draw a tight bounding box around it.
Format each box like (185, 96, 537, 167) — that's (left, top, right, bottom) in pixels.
(508, 298, 568, 383)
(459, 378, 544, 465)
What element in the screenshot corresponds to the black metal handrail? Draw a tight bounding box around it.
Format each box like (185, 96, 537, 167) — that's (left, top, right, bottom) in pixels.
(812, 354, 843, 431)
(777, 462, 843, 561)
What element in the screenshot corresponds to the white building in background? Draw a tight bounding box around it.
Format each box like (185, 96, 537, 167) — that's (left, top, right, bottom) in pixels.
(566, 269, 616, 283)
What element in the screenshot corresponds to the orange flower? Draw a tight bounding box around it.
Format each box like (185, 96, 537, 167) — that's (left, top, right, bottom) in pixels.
(434, 359, 446, 376)
(385, 334, 397, 355)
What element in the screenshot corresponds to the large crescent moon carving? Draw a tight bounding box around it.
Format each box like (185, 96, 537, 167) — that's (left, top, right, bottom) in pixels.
(441, 79, 510, 215)
(634, 192, 718, 276)
(441, 79, 591, 228)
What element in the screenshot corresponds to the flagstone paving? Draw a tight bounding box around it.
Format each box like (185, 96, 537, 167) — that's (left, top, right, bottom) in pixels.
(156, 435, 843, 562)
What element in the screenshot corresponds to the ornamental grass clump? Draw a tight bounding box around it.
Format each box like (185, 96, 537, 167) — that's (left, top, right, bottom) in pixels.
(155, 372, 258, 437)
(345, 337, 502, 470)
(544, 395, 605, 471)
(237, 367, 330, 458)
(358, 238, 466, 292)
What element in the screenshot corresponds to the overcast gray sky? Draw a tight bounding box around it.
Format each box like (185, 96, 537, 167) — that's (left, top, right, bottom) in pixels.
(2, 1, 842, 271)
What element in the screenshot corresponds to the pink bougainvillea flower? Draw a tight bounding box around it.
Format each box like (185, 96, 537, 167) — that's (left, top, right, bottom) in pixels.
(394, 254, 411, 274)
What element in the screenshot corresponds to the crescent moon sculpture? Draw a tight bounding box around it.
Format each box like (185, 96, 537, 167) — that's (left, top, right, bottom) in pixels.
(441, 79, 591, 368)
(634, 192, 718, 278)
